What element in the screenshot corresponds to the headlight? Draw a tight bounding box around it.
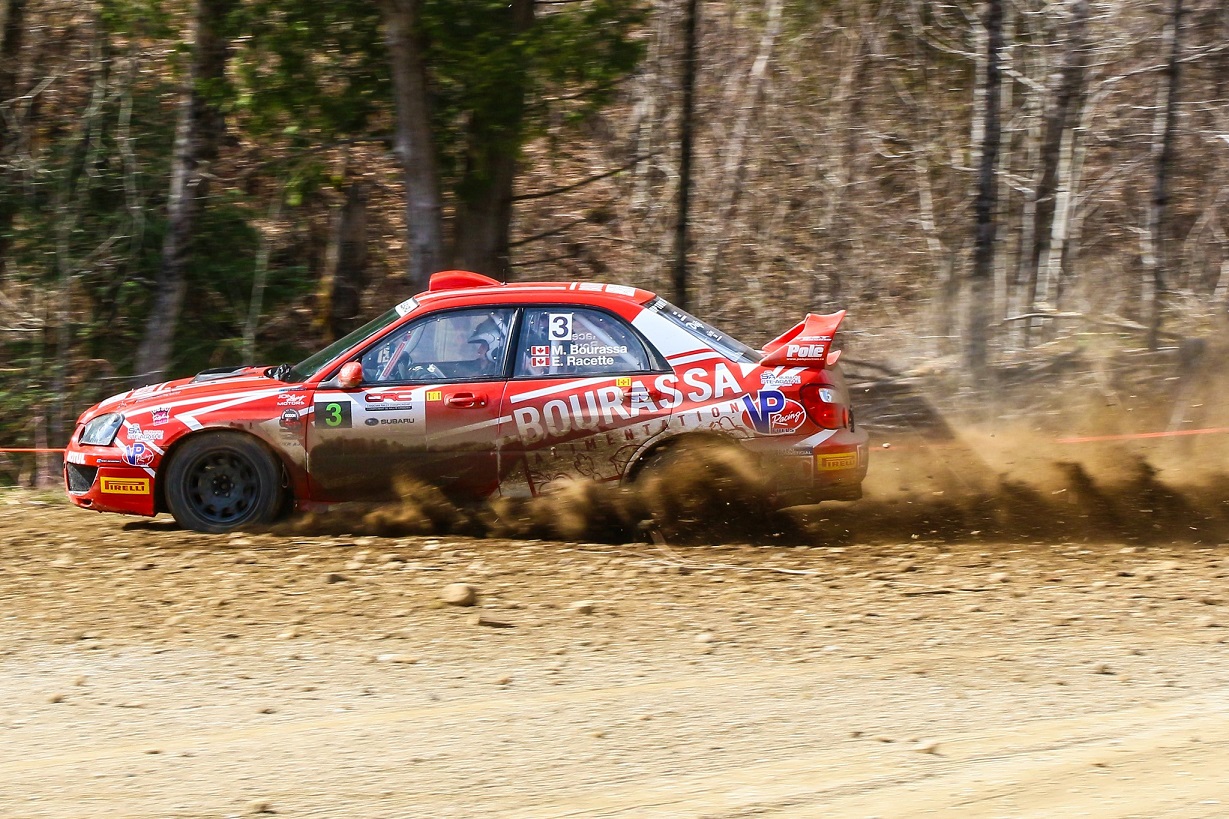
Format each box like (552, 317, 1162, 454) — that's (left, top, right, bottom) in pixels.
(80, 413, 124, 446)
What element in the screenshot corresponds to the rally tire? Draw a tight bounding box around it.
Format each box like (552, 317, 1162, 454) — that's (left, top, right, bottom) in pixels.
(164, 432, 285, 534)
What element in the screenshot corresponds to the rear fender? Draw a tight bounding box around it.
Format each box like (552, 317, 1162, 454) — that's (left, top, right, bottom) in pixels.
(623, 430, 744, 484)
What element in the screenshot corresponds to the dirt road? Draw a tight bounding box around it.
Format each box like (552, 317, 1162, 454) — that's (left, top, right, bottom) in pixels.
(3, 488, 1229, 817)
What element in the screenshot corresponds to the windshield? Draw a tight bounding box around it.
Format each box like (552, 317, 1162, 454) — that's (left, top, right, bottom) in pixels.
(647, 298, 762, 364)
(287, 307, 405, 382)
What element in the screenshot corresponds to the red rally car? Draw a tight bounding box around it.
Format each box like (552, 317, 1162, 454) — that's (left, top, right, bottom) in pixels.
(65, 271, 868, 532)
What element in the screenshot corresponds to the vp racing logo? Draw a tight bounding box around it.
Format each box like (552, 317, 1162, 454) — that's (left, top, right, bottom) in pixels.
(740, 390, 806, 435)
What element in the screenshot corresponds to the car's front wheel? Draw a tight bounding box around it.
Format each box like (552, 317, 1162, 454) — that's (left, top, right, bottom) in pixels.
(164, 432, 285, 533)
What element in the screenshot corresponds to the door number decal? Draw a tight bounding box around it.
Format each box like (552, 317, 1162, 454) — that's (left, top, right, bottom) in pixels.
(314, 400, 352, 429)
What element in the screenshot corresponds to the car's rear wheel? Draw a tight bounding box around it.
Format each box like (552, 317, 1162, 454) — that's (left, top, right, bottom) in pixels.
(632, 437, 777, 542)
(164, 432, 284, 533)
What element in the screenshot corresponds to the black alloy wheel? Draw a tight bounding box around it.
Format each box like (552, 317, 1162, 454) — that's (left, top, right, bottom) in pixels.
(165, 432, 284, 533)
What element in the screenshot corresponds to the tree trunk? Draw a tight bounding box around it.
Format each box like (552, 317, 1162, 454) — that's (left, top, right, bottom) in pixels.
(319, 179, 369, 341)
(450, 0, 534, 281)
(966, 0, 1004, 376)
(132, 0, 235, 385)
(0, 0, 26, 283)
(243, 186, 285, 363)
(671, 0, 698, 310)
(382, 0, 443, 291)
(1027, 0, 1089, 305)
(1144, 0, 1184, 351)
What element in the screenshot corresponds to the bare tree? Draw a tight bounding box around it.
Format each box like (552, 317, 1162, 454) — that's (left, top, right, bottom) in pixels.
(1023, 0, 1090, 340)
(966, 0, 1004, 375)
(0, 0, 27, 282)
(382, 0, 443, 291)
(671, 0, 698, 310)
(133, 0, 237, 384)
(1143, 0, 1185, 350)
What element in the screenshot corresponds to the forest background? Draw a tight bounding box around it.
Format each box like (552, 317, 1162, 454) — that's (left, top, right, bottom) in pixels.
(1, 0, 1226, 485)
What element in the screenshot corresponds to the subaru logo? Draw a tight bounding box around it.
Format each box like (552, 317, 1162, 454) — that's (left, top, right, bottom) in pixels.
(365, 418, 379, 427)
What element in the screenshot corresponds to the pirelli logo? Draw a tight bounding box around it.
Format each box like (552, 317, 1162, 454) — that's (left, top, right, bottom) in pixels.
(100, 477, 150, 495)
(816, 453, 857, 472)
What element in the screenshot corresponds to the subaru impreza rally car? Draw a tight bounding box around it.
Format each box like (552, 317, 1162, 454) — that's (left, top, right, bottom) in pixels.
(65, 271, 868, 532)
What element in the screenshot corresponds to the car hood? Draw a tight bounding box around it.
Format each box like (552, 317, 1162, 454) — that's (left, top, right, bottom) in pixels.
(77, 366, 279, 426)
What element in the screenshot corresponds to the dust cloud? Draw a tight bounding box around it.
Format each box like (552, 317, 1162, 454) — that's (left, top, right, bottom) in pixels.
(269, 421, 1229, 547)
(808, 426, 1229, 546)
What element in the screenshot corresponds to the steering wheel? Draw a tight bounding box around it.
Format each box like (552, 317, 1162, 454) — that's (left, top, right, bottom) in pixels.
(404, 363, 446, 381)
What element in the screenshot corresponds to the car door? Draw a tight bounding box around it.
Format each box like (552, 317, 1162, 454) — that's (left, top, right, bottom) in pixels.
(497, 306, 671, 497)
(306, 307, 515, 502)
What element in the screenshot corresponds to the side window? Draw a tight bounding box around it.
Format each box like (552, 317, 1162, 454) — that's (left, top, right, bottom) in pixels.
(514, 308, 654, 378)
(360, 308, 515, 383)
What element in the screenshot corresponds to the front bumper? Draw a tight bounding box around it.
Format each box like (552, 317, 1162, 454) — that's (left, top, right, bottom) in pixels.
(63, 443, 157, 517)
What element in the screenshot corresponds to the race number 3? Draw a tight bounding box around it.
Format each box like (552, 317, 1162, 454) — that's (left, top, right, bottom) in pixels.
(314, 400, 352, 429)
(547, 313, 573, 341)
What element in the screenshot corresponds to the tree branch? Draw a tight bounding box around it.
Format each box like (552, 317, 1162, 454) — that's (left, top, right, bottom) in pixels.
(512, 152, 657, 202)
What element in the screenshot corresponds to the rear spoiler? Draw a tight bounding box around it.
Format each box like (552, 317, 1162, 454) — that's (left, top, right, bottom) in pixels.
(760, 311, 846, 368)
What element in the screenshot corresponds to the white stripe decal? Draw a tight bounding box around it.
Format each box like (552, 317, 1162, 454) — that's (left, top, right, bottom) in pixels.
(433, 415, 514, 439)
(510, 377, 607, 405)
(796, 429, 838, 448)
(669, 352, 722, 367)
(178, 387, 287, 427)
(122, 382, 273, 419)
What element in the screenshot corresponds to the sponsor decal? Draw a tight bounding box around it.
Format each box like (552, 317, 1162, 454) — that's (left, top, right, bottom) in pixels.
(132, 384, 167, 400)
(760, 371, 801, 387)
(786, 343, 828, 359)
(151, 406, 170, 425)
(365, 418, 380, 427)
(394, 297, 418, 316)
(366, 390, 417, 404)
(364, 389, 418, 412)
(547, 313, 573, 341)
(124, 423, 164, 442)
(278, 392, 308, 407)
(616, 377, 632, 388)
(510, 363, 741, 444)
(740, 390, 807, 435)
(279, 409, 301, 429)
(66, 451, 87, 465)
(371, 417, 415, 426)
(314, 400, 353, 429)
(101, 477, 150, 495)
(426, 390, 442, 402)
(817, 452, 857, 471)
(122, 442, 155, 467)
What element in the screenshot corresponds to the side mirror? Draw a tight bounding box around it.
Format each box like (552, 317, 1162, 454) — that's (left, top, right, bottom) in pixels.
(338, 361, 363, 389)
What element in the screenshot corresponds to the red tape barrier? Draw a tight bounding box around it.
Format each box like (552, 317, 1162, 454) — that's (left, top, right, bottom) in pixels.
(1, 425, 1228, 455)
(1054, 427, 1229, 444)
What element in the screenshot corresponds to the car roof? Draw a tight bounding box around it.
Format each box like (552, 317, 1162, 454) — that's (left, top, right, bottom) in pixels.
(414, 271, 658, 318)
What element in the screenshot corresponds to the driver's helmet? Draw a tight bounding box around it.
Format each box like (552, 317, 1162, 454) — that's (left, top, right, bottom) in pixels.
(467, 313, 508, 365)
